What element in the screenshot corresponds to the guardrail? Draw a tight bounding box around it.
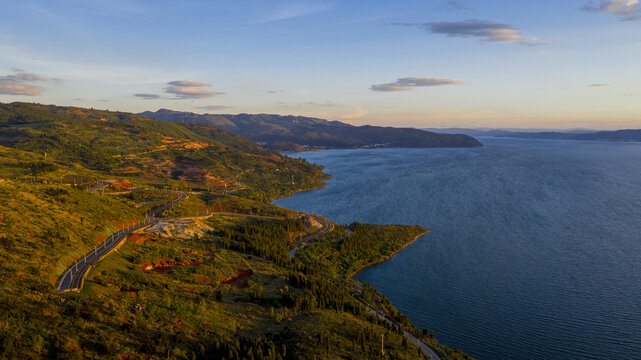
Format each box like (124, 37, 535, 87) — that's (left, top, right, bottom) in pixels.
(56, 191, 187, 291)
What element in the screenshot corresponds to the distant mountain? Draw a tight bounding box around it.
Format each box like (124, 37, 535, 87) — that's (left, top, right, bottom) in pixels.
(572, 129, 641, 142)
(425, 127, 641, 143)
(141, 109, 483, 150)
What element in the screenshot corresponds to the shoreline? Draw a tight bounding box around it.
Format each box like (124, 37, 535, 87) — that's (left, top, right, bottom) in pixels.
(348, 229, 430, 278)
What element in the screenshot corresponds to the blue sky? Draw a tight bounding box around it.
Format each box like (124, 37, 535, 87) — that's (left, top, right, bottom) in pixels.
(1, 0, 640, 129)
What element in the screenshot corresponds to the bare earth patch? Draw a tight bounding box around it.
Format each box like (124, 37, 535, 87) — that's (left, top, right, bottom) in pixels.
(220, 269, 253, 289)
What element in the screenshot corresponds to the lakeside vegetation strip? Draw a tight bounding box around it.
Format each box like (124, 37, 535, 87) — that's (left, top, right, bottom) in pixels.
(348, 229, 430, 278)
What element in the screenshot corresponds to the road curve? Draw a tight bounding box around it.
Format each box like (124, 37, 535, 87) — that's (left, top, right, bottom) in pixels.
(288, 214, 334, 258)
(56, 191, 187, 292)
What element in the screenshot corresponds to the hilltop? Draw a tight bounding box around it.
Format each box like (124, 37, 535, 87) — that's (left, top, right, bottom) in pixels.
(140, 109, 483, 151)
(0, 102, 327, 200)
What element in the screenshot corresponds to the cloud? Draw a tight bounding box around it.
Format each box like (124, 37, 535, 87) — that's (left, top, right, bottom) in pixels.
(589, 83, 611, 87)
(583, 0, 641, 21)
(371, 77, 463, 92)
(0, 69, 48, 96)
(164, 79, 224, 99)
(167, 80, 211, 87)
(134, 93, 160, 100)
(257, 2, 332, 22)
(196, 105, 233, 111)
(339, 107, 368, 120)
(443, 0, 473, 11)
(397, 19, 543, 45)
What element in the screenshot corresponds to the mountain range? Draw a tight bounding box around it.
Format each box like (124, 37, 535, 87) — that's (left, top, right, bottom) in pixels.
(425, 128, 641, 142)
(141, 109, 483, 151)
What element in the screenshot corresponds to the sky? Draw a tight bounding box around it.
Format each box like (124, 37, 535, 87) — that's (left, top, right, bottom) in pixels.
(1, 0, 640, 130)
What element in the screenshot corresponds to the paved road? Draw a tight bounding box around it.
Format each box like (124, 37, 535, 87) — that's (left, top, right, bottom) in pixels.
(288, 214, 334, 257)
(355, 297, 442, 360)
(56, 191, 187, 291)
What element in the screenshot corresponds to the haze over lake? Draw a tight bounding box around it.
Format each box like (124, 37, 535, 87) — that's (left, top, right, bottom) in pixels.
(274, 138, 641, 360)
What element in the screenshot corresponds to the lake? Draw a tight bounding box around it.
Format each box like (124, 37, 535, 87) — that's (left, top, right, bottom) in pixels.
(273, 137, 641, 360)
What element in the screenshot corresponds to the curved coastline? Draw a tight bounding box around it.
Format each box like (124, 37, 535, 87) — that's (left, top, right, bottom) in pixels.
(348, 229, 430, 278)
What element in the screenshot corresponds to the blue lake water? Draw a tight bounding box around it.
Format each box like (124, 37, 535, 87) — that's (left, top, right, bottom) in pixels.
(273, 138, 641, 360)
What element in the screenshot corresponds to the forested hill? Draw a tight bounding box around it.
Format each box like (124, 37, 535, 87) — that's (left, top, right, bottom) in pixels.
(0, 102, 327, 200)
(140, 109, 483, 151)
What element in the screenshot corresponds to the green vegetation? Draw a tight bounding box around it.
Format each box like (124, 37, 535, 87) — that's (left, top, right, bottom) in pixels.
(141, 109, 483, 150)
(0, 102, 474, 359)
(0, 102, 328, 200)
(294, 222, 428, 276)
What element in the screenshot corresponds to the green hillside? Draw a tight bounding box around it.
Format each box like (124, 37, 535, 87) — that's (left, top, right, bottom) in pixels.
(140, 109, 483, 150)
(0, 103, 473, 360)
(0, 102, 328, 200)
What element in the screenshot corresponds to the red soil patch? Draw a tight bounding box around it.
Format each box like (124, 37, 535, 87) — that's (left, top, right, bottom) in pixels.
(128, 291, 137, 298)
(177, 286, 195, 292)
(204, 320, 211, 324)
(67, 344, 82, 352)
(220, 269, 254, 289)
(191, 330, 199, 335)
(140, 258, 205, 273)
(172, 319, 189, 332)
(197, 276, 211, 283)
(175, 319, 187, 328)
(128, 233, 149, 246)
(16, 273, 27, 279)
(110, 181, 132, 191)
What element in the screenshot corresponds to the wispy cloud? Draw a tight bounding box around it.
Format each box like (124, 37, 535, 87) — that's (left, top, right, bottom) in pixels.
(134, 93, 160, 99)
(443, 0, 474, 11)
(588, 83, 611, 87)
(196, 105, 233, 111)
(371, 77, 463, 92)
(257, 1, 332, 22)
(396, 19, 543, 45)
(583, 0, 641, 21)
(164, 80, 224, 99)
(339, 107, 368, 120)
(167, 80, 210, 87)
(0, 69, 49, 96)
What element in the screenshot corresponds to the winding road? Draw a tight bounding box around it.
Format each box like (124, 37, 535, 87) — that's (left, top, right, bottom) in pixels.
(56, 191, 187, 291)
(288, 214, 334, 257)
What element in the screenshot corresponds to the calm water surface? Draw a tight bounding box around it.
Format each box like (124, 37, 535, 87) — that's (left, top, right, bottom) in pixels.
(274, 138, 641, 360)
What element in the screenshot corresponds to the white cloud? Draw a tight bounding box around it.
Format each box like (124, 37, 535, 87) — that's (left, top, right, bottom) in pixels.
(371, 76, 463, 92)
(583, 0, 641, 21)
(396, 20, 543, 45)
(589, 83, 611, 87)
(0, 69, 48, 96)
(164, 80, 224, 99)
(339, 107, 368, 120)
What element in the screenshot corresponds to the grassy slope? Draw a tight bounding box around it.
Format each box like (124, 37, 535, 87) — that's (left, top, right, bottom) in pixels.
(0, 102, 328, 200)
(0, 103, 474, 359)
